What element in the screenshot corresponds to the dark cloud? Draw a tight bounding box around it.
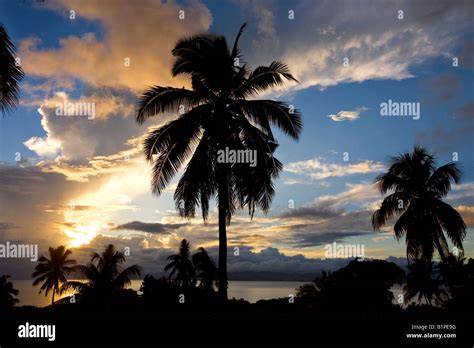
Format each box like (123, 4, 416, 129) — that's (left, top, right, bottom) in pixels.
(280, 204, 343, 219)
(420, 74, 460, 102)
(416, 100, 474, 154)
(113, 221, 187, 234)
(289, 230, 372, 248)
(0, 164, 85, 244)
(458, 41, 474, 70)
(456, 101, 474, 123)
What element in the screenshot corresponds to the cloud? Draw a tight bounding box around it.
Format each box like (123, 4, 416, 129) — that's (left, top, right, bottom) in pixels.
(20, 0, 212, 91)
(416, 99, 474, 153)
(456, 101, 474, 123)
(328, 107, 367, 122)
(447, 182, 474, 203)
(278, 183, 382, 247)
(285, 158, 385, 180)
(420, 74, 460, 102)
(23, 89, 147, 163)
(281, 183, 381, 221)
(288, 228, 371, 248)
(238, 0, 280, 53)
(113, 221, 187, 234)
(458, 41, 474, 70)
(4, 231, 397, 281)
(456, 205, 474, 227)
(0, 164, 86, 247)
(236, 0, 472, 95)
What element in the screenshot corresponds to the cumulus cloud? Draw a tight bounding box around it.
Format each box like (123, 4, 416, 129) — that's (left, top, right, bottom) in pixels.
(328, 107, 368, 122)
(20, 0, 212, 91)
(23, 89, 146, 163)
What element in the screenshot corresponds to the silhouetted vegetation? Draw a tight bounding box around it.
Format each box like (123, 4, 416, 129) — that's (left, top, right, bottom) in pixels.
(32, 246, 78, 305)
(164, 239, 196, 287)
(0, 275, 19, 311)
(403, 259, 445, 307)
(0, 23, 24, 114)
(135, 23, 302, 299)
(60, 244, 141, 310)
(297, 259, 405, 313)
(372, 146, 465, 263)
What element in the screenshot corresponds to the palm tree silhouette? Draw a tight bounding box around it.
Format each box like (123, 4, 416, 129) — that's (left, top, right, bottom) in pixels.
(0, 275, 19, 311)
(32, 246, 77, 305)
(192, 247, 218, 291)
(436, 253, 467, 300)
(136, 23, 302, 299)
(404, 259, 445, 307)
(0, 24, 24, 114)
(61, 244, 141, 303)
(164, 239, 195, 287)
(372, 146, 466, 263)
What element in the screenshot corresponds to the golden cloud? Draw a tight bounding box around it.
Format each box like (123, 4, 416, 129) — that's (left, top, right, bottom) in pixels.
(20, 0, 212, 91)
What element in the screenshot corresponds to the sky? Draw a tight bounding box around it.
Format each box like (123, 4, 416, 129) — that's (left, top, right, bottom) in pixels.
(0, 0, 473, 280)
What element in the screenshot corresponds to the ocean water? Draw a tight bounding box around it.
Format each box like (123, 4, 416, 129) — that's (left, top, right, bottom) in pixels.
(10, 280, 303, 307)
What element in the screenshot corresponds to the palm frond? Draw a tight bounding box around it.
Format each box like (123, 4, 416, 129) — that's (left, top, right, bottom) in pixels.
(235, 61, 298, 98)
(0, 24, 24, 114)
(136, 86, 204, 124)
(237, 99, 302, 139)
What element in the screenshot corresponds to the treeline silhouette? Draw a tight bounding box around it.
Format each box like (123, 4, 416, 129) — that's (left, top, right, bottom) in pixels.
(1, 240, 473, 315)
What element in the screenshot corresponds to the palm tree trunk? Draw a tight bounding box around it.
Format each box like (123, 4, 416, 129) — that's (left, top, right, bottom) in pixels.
(51, 285, 56, 306)
(217, 167, 228, 300)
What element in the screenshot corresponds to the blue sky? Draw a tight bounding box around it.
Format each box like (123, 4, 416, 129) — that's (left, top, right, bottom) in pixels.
(1, 0, 473, 279)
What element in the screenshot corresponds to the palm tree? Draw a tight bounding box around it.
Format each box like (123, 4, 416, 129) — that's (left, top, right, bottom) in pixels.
(61, 244, 141, 302)
(0, 23, 24, 114)
(0, 275, 19, 311)
(372, 146, 466, 263)
(164, 239, 195, 287)
(404, 260, 445, 307)
(136, 23, 302, 299)
(192, 247, 218, 290)
(32, 246, 77, 305)
(296, 270, 331, 300)
(436, 253, 467, 300)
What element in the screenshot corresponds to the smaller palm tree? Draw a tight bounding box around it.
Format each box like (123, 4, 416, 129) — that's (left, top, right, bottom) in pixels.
(32, 246, 77, 305)
(436, 253, 467, 299)
(0, 23, 24, 114)
(0, 275, 19, 311)
(404, 260, 445, 307)
(61, 244, 141, 302)
(372, 146, 466, 263)
(192, 247, 218, 291)
(164, 239, 195, 287)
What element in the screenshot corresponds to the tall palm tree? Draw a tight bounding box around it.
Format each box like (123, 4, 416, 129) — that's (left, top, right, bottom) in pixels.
(372, 146, 466, 263)
(404, 260, 445, 307)
(136, 23, 302, 299)
(32, 246, 77, 305)
(61, 244, 141, 301)
(164, 239, 195, 287)
(0, 275, 19, 311)
(192, 247, 218, 291)
(0, 23, 24, 114)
